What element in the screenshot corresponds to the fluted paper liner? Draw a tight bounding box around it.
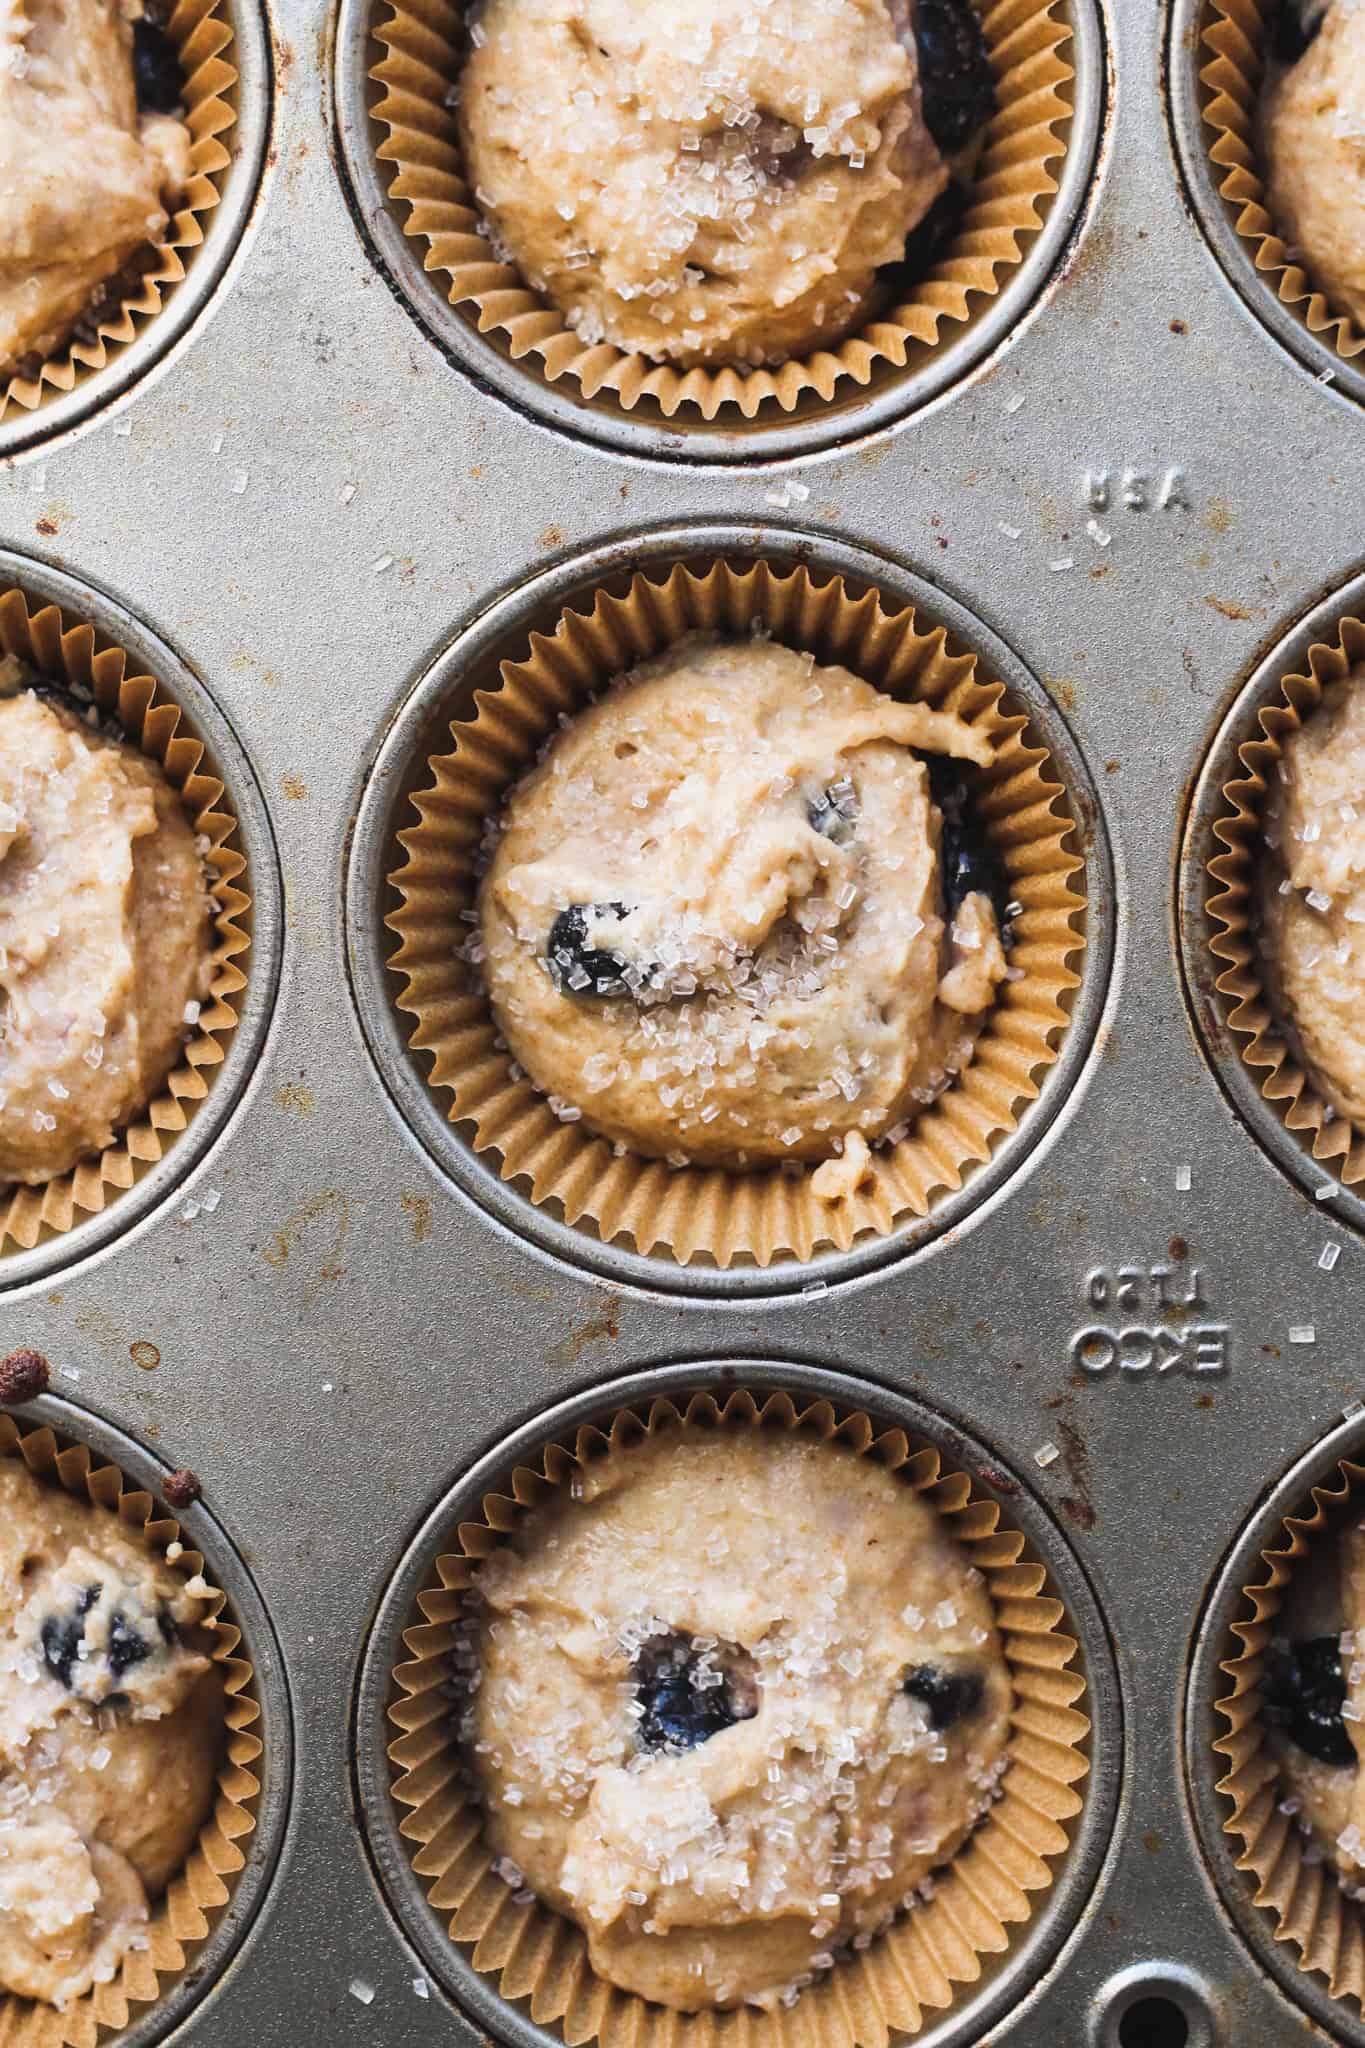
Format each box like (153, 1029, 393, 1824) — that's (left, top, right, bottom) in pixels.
(1214, 1455, 1365, 2007)
(1198, 0, 1365, 366)
(1206, 611, 1365, 1186)
(0, 1412, 262, 2048)
(386, 557, 1086, 1267)
(0, 584, 252, 1254)
(367, 0, 1075, 422)
(387, 1388, 1092, 2047)
(0, 0, 239, 424)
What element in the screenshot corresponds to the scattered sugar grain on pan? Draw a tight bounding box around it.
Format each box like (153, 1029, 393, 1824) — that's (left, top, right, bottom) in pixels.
(1175, 1163, 1192, 1191)
(348, 1979, 376, 2008)
(1034, 1441, 1060, 1468)
(1320, 1243, 1342, 1272)
(1289, 1324, 1317, 1345)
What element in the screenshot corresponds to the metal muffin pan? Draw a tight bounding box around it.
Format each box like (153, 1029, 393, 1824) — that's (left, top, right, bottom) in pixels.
(0, 0, 1360, 2040)
(0, 0, 276, 460)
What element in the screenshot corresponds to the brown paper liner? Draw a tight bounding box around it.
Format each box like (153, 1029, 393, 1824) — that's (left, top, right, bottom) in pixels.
(386, 557, 1086, 1268)
(1214, 1456, 1365, 2007)
(0, 0, 239, 424)
(1198, 0, 1365, 366)
(368, 0, 1075, 422)
(0, 1412, 262, 2048)
(388, 1388, 1092, 2047)
(0, 584, 251, 1254)
(1206, 611, 1365, 1186)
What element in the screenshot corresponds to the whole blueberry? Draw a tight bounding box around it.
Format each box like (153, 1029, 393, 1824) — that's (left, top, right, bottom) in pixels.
(132, 18, 186, 114)
(903, 1662, 986, 1731)
(41, 1583, 101, 1689)
(546, 903, 632, 996)
(926, 754, 1011, 933)
(913, 0, 997, 158)
(1263, 1635, 1355, 1768)
(633, 1631, 757, 1754)
(1272, 0, 1325, 63)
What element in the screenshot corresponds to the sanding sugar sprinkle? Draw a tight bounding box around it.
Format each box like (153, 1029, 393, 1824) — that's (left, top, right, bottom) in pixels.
(1320, 1243, 1342, 1272)
(1289, 1324, 1317, 1346)
(412, 1978, 429, 2000)
(348, 1979, 376, 2007)
(1034, 1441, 1060, 1468)
(1175, 1163, 1192, 1192)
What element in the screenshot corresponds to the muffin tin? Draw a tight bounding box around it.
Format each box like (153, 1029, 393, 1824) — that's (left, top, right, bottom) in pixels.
(0, 0, 1363, 2042)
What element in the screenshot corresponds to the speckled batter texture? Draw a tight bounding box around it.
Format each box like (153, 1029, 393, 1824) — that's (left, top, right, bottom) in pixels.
(0, 681, 212, 1188)
(1260, 668, 1365, 1127)
(0, 0, 192, 376)
(1262, 0, 1365, 329)
(468, 1429, 1012, 2010)
(479, 636, 1007, 1175)
(458, 0, 950, 368)
(0, 1462, 223, 2008)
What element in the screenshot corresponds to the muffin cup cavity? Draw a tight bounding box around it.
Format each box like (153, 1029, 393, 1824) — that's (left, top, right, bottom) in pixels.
(364, 0, 1076, 430)
(1213, 1452, 1365, 2009)
(0, 584, 252, 1258)
(385, 1386, 1092, 2048)
(1205, 609, 1365, 1188)
(0, 1411, 262, 2048)
(1195, 0, 1364, 371)
(384, 554, 1086, 1270)
(0, 0, 240, 428)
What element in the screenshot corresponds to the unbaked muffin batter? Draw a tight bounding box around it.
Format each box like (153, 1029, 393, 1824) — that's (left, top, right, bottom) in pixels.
(458, 0, 983, 368)
(0, 678, 212, 1187)
(468, 1429, 1012, 2009)
(0, 0, 192, 376)
(1261, 668, 1365, 1126)
(1262, 0, 1365, 330)
(0, 1461, 223, 2007)
(1263, 1520, 1365, 1890)
(480, 636, 1008, 1174)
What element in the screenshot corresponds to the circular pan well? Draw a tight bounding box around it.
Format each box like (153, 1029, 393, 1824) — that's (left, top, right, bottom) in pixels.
(354, 1360, 1120, 2048)
(0, 1390, 294, 2048)
(344, 522, 1114, 1300)
(0, 0, 273, 458)
(0, 551, 284, 1291)
(1185, 1412, 1365, 2044)
(1166, 0, 1365, 409)
(332, 0, 1107, 463)
(1178, 569, 1365, 1234)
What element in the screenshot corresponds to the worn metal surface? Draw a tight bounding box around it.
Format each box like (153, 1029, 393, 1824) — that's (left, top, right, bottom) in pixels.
(0, 0, 1360, 2041)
